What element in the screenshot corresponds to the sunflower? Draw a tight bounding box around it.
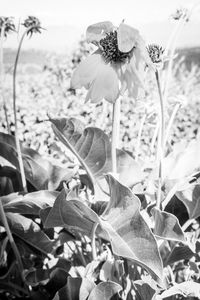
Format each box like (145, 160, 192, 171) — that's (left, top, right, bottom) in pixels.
(71, 21, 153, 103)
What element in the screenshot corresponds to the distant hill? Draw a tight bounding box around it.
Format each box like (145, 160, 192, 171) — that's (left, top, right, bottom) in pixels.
(3, 46, 200, 72)
(177, 47, 200, 68)
(4, 48, 48, 66)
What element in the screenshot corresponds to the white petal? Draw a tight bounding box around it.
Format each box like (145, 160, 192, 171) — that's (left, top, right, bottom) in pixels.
(86, 64, 119, 103)
(71, 51, 104, 89)
(129, 58, 146, 89)
(86, 21, 114, 43)
(117, 23, 139, 53)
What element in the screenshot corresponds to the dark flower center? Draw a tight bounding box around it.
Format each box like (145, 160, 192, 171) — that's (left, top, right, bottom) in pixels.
(99, 30, 132, 64)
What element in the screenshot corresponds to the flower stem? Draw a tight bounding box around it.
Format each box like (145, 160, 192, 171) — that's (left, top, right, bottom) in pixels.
(91, 223, 98, 260)
(111, 96, 121, 175)
(0, 26, 11, 133)
(13, 30, 30, 193)
(155, 70, 165, 209)
(163, 14, 188, 102)
(0, 201, 24, 277)
(135, 113, 146, 161)
(150, 121, 159, 156)
(164, 103, 180, 149)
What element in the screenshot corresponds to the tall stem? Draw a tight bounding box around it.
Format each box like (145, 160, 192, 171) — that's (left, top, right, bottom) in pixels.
(111, 96, 121, 174)
(164, 103, 180, 149)
(163, 13, 190, 102)
(150, 121, 159, 156)
(13, 30, 29, 193)
(155, 70, 165, 209)
(135, 113, 146, 161)
(0, 26, 11, 133)
(91, 223, 98, 260)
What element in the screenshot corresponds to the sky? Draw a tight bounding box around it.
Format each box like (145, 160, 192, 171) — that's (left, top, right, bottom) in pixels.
(1, 0, 200, 51)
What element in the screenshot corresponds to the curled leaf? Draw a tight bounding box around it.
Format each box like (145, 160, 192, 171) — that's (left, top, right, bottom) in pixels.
(101, 175, 163, 281)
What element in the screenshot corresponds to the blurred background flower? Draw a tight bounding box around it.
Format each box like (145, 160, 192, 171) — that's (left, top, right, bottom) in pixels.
(0, 17, 15, 37)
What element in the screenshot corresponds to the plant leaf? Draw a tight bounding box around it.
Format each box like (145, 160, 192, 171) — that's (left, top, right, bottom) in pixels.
(0, 132, 74, 190)
(24, 268, 51, 286)
(56, 277, 95, 300)
(0, 165, 21, 195)
(164, 245, 195, 267)
(159, 281, 200, 299)
(163, 139, 200, 181)
(2, 191, 58, 215)
(134, 280, 156, 300)
(44, 268, 69, 299)
(151, 208, 185, 242)
(5, 212, 55, 254)
(44, 189, 100, 236)
(50, 118, 144, 192)
(88, 281, 122, 300)
(101, 175, 163, 280)
(176, 184, 200, 219)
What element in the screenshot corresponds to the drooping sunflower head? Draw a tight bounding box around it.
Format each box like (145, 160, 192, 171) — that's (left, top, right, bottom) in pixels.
(71, 21, 152, 103)
(86, 21, 146, 66)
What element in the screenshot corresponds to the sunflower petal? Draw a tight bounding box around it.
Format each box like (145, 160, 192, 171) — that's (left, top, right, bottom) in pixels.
(86, 64, 119, 103)
(86, 21, 114, 43)
(71, 51, 103, 89)
(129, 57, 146, 90)
(117, 23, 139, 53)
(120, 67, 135, 97)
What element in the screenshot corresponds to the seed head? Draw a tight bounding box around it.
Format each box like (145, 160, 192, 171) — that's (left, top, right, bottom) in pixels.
(171, 8, 189, 21)
(0, 17, 15, 37)
(147, 44, 165, 68)
(22, 16, 42, 36)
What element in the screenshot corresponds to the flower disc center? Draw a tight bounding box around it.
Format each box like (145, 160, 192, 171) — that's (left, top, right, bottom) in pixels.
(99, 31, 132, 64)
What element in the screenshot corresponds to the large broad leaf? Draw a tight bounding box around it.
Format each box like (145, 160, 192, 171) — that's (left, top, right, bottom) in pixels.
(101, 175, 163, 281)
(50, 118, 144, 192)
(134, 280, 156, 300)
(45, 180, 163, 281)
(2, 190, 58, 215)
(25, 259, 71, 287)
(99, 259, 124, 284)
(24, 268, 51, 286)
(159, 281, 200, 299)
(88, 281, 122, 300)
(4, 212, 55, 254)
(44, 189, 100, 236)
(164, 245, 195, 267)
(0, 132, 75, 190)
(151, 208, 185, 242)
(0, 165, 21, 195)
(53, 277, 95, 300)
(176, 184, 200, 219)
(163, 139, 200, 181)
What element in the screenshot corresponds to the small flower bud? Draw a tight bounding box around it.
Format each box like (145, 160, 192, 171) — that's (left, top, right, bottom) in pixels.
(0, 17, 15, 37)
(22, 16, 42, 36)
(147, 44, 165, 69)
